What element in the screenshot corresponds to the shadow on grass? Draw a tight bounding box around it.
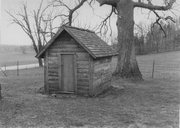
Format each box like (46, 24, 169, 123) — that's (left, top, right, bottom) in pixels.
(96, 86, 125, 98)
(37, 85, 125, 99)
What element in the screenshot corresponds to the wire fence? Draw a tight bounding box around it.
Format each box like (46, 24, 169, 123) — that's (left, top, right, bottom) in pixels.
(0, 56, 180, 80)
(138, 59, 180, 80)
(111, 54, 180, 80)
(0, 61, 39, 77)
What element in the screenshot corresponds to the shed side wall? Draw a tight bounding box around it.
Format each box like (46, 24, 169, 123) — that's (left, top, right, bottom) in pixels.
(111, 55, 118, 74)
(92, 57, 112, 96)
(44, 51, 49, 93)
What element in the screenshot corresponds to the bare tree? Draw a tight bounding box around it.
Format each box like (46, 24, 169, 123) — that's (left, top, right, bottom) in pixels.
(50, 0, 89, 26)
(49, 0, 177, 79)
(146, 19, 180, 53)
(7, 0, 177, 79)
(7, 0, 92, 66)
(7, 0, 55, 67)
(95, 0, 176, 79)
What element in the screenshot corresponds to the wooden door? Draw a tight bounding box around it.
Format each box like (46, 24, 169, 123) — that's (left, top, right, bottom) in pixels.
(59, 54, 75, 92)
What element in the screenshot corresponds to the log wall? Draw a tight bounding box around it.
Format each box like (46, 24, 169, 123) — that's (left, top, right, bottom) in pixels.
(92, 57, 112, 96)
(111, 56, 118, 74)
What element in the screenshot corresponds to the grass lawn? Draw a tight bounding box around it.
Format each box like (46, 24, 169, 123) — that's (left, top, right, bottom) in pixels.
(137, 51, 180, 79)
(0, 67, 179, 128)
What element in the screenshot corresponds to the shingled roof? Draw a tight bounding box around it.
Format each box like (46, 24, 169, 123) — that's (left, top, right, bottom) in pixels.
(36, 26, 118, 59)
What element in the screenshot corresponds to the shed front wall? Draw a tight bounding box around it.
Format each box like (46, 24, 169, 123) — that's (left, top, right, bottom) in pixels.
(44, 31, 91, 95)
(92, 57, 112, 96)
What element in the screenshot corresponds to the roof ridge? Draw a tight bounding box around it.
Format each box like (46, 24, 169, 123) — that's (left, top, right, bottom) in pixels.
(63, 25, 95, 33)
(36, 25, 118, 58)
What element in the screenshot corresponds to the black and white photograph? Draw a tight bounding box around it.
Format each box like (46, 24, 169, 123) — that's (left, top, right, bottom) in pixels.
(0, 0, 180, 127)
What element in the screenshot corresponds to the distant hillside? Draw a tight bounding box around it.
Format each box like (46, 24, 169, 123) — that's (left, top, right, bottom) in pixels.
(0, 45, 34, 54)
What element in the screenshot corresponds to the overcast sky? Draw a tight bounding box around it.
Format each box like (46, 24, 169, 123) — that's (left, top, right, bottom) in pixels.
(1, 0, 180, 46)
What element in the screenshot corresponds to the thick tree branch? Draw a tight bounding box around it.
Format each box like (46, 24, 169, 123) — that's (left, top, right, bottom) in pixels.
(151, 10, 175, 37)
(96, 0, 118, 7)
(133, 0, 176, 37)
(134, 0, 176, 11)
(72, 0, 87, 12)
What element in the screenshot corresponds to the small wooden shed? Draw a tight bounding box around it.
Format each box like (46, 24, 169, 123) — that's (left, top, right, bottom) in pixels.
(36, 26, 117, 96)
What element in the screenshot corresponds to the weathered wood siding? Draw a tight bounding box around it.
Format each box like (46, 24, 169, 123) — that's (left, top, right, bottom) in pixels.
(92, 57, 112, 96)
(76, 52, 90, 95)
(45, 31, 90, 94)
(44, 51, 48, 93)
(111, 55, 118, 74)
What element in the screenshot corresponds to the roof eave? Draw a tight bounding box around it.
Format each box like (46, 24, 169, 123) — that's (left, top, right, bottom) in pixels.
(35, 26, 117, 59)
(35, 27, 65, 58)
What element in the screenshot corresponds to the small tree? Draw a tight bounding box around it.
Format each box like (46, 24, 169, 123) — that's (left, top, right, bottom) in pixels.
(7, 0, 55, 67)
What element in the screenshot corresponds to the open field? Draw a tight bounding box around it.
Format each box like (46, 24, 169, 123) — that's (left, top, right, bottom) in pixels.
(0, 52, 37, 67)
(0, 51, 180, 128)
(0, 68, 179, 128)
(137, 51, 180, 80)
(0, 49, 179, 79)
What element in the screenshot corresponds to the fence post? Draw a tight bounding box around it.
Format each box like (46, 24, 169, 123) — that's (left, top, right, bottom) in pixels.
(152, 59, 155, 78)
(4, 64, 6, 72)
(17, 61, 19, 76)
(0, 83, 2, 99)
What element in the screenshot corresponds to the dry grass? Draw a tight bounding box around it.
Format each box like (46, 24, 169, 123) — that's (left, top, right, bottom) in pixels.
(0, 67, 179, 128)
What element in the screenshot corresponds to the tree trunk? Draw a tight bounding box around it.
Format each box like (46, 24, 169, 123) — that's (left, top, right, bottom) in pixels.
(38, 58, 43, 67)
(115, 0, 142, 79)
